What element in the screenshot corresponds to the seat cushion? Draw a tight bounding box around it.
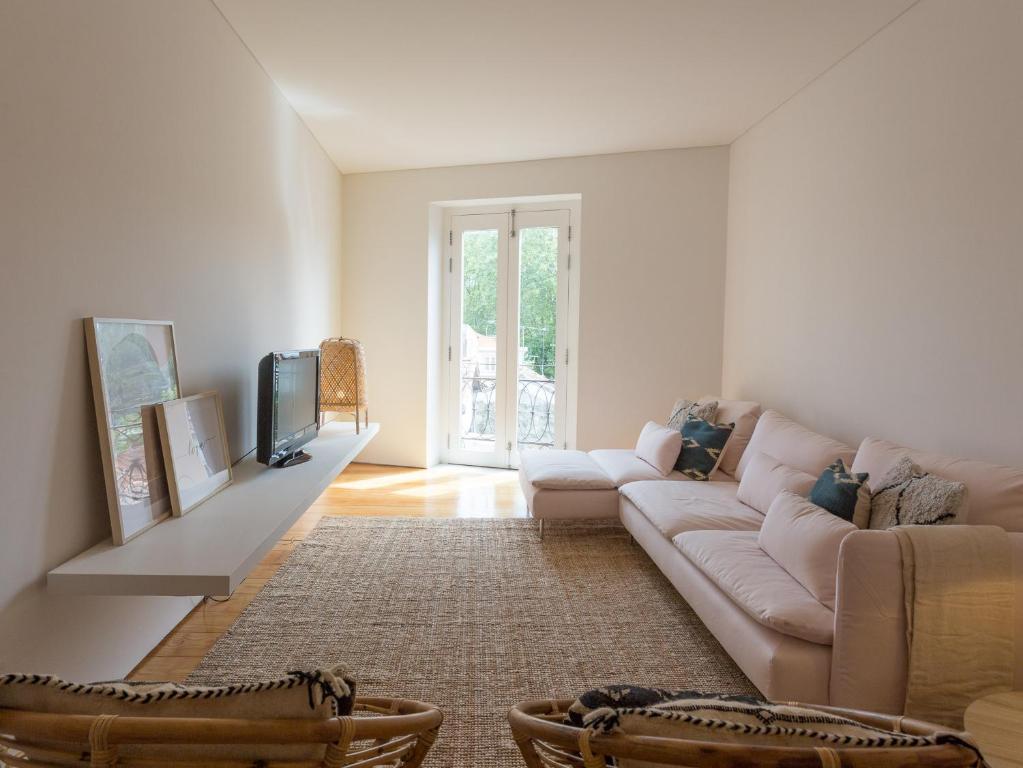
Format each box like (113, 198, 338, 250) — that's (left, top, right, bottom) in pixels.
(519, 449, 616, 490)
(619, 480, 762, 540)
(735, 410, 856, 482)
(590, 449, 687, 485)
(852, 437, 1023, 531)
(675, 530, 835, 645)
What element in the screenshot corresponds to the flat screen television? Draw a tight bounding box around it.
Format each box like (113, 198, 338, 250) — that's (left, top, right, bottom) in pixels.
(257, 350, 320, 467)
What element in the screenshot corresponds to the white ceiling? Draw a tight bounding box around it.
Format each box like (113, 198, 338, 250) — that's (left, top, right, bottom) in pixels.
(214, 0, 916, 174)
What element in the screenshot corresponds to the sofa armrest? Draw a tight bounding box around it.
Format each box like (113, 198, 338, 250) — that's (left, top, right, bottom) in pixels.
(830, 530, 907, 714)
(831, 529, 1023, 714)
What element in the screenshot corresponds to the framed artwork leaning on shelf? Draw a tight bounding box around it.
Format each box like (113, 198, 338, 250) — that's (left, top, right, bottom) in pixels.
(156, 391, 232, 517)
(84, 317, 181, 544)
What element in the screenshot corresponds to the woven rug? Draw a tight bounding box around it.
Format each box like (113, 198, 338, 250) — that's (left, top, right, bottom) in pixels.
(188, 518, 758, 767)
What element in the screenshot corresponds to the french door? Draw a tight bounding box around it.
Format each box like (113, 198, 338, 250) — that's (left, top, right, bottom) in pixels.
(444, 206, 573, 468)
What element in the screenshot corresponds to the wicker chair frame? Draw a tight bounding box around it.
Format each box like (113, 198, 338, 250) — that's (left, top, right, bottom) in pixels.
(0, 696, 442, 768)
(508, 699, 981, 768)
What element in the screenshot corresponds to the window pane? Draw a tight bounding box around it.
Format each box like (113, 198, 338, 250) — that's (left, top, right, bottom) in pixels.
(517, 226, 557, 451)
(459, 229, 499, 451)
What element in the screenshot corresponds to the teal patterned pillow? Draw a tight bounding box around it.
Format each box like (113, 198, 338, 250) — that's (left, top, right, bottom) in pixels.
(675, 419, 734, 480)
(810, 459, 871, 528)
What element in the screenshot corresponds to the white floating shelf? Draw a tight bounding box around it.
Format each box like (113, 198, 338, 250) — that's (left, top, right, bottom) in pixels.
(48, 422, 378, 597)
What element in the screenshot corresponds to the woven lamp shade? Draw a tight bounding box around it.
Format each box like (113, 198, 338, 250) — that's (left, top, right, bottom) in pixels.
(319, 337, 368, 432)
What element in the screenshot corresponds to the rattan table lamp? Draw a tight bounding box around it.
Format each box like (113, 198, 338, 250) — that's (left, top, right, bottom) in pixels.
(319, 337, 368, 433)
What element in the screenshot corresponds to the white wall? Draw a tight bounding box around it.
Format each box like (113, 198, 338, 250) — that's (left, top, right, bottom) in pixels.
(0, 0, 343, 679)
(723, 0, 1023, 466)
(341, 148, 730, 467)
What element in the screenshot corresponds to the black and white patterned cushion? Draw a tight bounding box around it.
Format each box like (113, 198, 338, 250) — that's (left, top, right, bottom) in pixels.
(868, 456, 967, 529)
(568, 685, 977, 757)
(0, 667, 355, 760)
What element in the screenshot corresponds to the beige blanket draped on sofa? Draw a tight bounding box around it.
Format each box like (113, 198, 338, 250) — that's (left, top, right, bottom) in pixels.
(894, 524, 1015, 728)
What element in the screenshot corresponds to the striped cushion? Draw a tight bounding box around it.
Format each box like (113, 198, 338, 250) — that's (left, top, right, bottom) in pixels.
(568, 686, 976, 762)
(0, 667, 355, 760)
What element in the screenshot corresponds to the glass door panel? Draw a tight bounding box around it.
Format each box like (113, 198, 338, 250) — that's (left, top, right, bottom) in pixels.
(447, 213, 510, 468)
(508, 211, 569, 466)
(458, 228, 499, 451)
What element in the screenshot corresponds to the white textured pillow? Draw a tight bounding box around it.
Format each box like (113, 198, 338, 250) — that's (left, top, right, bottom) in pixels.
(868, 456, 968, 529)
(635, 421, 683, 476)
(666, 399, 717, 430)
(736, 451, 817, 514)
(758, 490, 857, 609)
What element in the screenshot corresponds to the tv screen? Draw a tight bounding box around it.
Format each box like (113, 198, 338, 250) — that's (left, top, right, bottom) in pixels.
(257, 350, 320, 467)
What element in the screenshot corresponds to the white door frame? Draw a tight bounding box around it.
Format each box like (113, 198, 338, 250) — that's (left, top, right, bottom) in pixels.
(441, 199, 580, 467)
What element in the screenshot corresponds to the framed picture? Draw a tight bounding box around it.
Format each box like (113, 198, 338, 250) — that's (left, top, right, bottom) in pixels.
(84, 318, 181, 544)
(156, 392, 232, 517)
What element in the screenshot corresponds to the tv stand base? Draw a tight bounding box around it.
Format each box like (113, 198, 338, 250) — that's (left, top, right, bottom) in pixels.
(274, 450, 312, 468)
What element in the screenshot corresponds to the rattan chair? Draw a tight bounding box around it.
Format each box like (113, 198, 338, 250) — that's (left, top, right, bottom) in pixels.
(0, 696, 441, 767)
(319, 337, 368, 433)
(508, 699, 981, 768)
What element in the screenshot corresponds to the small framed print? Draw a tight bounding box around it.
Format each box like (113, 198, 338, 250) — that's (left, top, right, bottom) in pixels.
(85, 318, 181, 544)
(156, 391, 232, 517)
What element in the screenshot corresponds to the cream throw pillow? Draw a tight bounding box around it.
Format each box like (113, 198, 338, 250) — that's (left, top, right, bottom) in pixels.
(635, 421, 683, 476)
(736, 451, 817, 514)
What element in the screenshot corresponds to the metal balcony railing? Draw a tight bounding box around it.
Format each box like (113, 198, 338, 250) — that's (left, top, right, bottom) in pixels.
(459, 371, 555, 449)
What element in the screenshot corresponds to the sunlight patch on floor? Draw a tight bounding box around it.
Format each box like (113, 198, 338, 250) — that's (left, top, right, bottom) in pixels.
(330, 464, 469, 490)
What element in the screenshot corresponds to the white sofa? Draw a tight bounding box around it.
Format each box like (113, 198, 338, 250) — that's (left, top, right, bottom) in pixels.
(519, 401, 1023, 712)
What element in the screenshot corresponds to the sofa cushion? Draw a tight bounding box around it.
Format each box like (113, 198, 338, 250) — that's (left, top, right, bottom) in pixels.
(666, 399, 717, 431)
(675, 530, 835, 645)
(852, 437, 1023, 531)
(809, 458, 872, 528)
(698, 397, 761, 477)
(589, 449, 685, 485)
(676, 419, 733, 480)
(735, 410, 855, 482)
(619, 480, 762, 540)
(759, 490, 857, 609)
(635, 421, 684, 476)
(519, 449, 616, 490)
(868, 456, 967, 529)
(735, 451, 816, 515)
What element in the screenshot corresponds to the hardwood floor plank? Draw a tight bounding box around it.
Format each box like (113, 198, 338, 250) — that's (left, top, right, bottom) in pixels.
(129, 462, 525, 682)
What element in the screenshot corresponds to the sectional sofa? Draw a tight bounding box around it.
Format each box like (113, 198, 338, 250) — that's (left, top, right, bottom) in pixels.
(517, 398, 1023, 713)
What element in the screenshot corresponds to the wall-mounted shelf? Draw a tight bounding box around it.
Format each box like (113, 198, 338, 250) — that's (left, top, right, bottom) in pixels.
(47, 422, 378, 597)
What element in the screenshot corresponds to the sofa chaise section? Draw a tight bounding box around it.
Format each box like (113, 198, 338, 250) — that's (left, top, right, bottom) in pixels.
(517, 449, 619, 527)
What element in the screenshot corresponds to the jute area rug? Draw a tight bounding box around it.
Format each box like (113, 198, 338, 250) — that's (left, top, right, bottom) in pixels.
(188, 518, 758, 767)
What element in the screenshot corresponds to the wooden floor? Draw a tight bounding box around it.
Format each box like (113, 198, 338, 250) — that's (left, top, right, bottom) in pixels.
(128, 462, 526, 682)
